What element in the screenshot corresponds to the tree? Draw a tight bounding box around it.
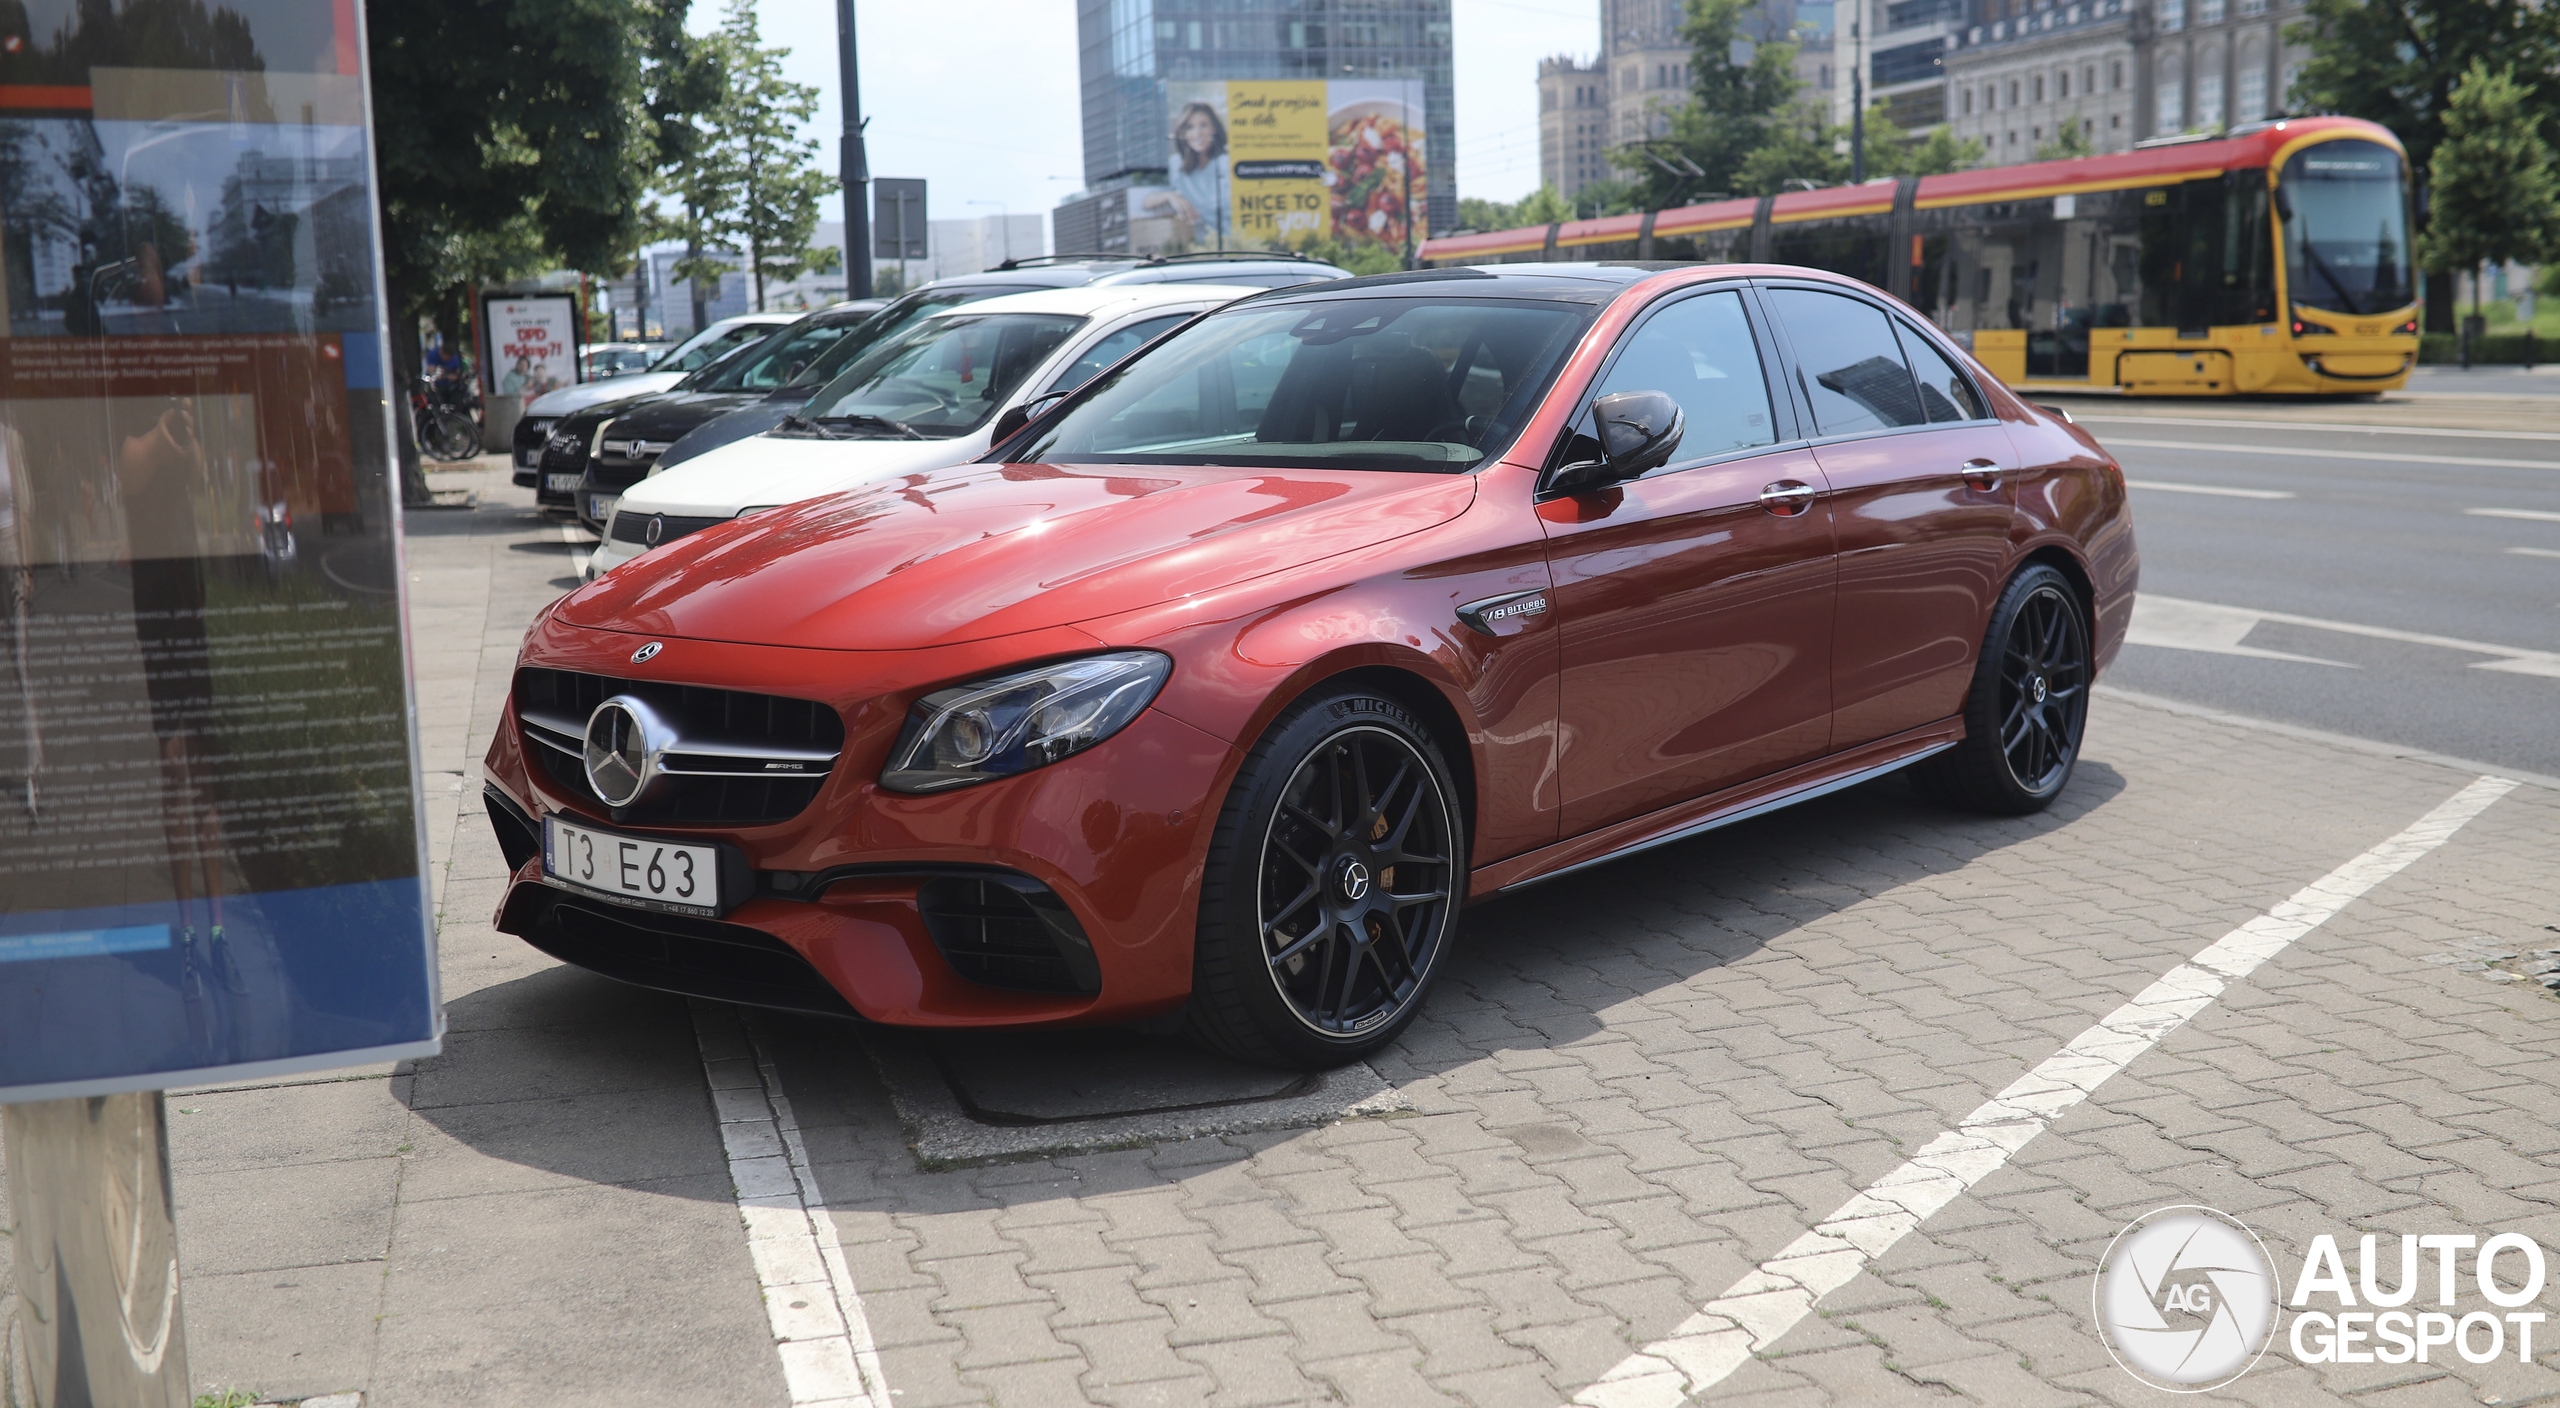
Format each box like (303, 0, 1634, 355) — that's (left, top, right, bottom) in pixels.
(1456, 195, 1520, 231)
(1614, 0, 1804, 206)
(2413, 62, 2560, 323)
(2290, 0, 2560, 329)
(368, 0, 685, 499)
(1732, 102, 1981, 195)
(677, 1, 840, 312)
(2033, 116, 2096, 162)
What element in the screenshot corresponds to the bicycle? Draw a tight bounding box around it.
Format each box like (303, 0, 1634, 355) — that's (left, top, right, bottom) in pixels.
(411, 376, 481, 463)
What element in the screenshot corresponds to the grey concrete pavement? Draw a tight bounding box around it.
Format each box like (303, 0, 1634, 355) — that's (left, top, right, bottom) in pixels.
(5, 438, 2555, 1408)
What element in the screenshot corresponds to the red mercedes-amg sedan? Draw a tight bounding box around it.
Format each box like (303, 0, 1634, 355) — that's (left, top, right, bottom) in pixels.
(483, 264, 2136, 1069)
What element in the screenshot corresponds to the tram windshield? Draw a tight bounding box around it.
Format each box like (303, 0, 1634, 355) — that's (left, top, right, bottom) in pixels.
(2279, 139, 2414, 316)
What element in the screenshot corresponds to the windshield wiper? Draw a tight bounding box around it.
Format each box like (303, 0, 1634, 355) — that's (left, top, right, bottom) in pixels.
(819, 413, 925, 440)
(774, 414, 848, 440)
(2300, 240, 2367, 315)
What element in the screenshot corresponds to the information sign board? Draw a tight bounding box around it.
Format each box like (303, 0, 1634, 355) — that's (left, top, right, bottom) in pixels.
(482, 293, 582, 396)
(0, 7, 439, 1101)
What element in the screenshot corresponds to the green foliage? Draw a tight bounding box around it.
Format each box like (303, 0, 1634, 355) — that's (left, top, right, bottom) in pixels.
(2033, 117, 2096, 162)
(1287, 235, 1405, 276)
(366, 0, 678, 312)
(1903, 123, 1989, 175)
(1614, 0, 1804, 205)
(2413, 63, 2560, 299)
(1730, 102, 1980, 196)
(2289, 0, 2560, 192)
(673, 0, 839, 310)
(193, 1390, 258, 1408)
(1517, 185, 1574, 225)
(1456, 195, 1521, 231)
(1570, 176, 1648, 217)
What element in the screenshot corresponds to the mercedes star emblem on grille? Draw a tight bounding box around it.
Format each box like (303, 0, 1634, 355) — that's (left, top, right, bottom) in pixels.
(631, 641, 663, 663)
(582, 698, 653, 807)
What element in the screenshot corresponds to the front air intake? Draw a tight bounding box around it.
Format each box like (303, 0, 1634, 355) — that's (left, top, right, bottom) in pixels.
(917, 875, 1102, 995)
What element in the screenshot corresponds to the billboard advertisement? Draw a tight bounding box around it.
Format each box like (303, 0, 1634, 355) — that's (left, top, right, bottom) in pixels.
(482, 293, 580, 398)
(0, 3, 438, 1099)
(1159, 80, 1427, 251)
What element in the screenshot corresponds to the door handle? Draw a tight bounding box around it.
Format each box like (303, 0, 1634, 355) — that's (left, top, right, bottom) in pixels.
(1961, 458, 2002, 490)
(1759, 480, 1817, 517)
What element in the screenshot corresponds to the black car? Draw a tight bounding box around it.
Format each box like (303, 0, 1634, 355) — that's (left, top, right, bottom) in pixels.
(509, 312, 802, 489)
(530, 329, 792, 517)
(633, 251, 1358, 482)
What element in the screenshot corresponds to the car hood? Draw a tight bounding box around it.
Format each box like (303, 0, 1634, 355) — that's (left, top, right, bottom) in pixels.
(653, 401, 803, 472)
(557, 461, 1479, 650)
(616, 434, 987, 517)
(527, 373, 683, 416)
(603, 391, 766, 440)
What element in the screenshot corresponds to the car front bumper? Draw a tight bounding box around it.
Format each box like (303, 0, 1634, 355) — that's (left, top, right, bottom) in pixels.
(482, 614, 1240, 1028)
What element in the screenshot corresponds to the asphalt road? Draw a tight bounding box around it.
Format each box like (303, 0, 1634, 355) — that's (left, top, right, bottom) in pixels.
(2065, 399, 2560, 779)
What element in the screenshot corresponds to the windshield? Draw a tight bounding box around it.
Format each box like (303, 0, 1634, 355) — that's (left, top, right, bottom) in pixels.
(651, 321, 779, 374)
(790, 311, 1086, 438)
(691, 317, 861, 394)
(776, 289, 987, 391)
(2281, 140, 2414, 316)
(1014, 297, 1595, 474)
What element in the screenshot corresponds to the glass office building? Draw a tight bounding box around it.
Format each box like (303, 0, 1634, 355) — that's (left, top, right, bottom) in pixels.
(1077, 0, 1456, 238)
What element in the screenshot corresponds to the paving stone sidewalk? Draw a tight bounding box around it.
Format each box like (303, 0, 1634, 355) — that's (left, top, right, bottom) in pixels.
(5, 465, 2555, 1406)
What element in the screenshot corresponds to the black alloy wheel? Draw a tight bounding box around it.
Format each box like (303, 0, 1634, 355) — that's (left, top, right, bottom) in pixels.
(1190, 691, 1463, 1068)
(1913, 563, 2091, 814)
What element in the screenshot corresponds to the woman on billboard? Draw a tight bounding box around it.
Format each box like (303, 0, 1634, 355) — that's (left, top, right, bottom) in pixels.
(1161, 101, 1230, 249)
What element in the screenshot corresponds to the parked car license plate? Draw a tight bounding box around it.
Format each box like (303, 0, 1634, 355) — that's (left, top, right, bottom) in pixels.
(518, 447, 542, 467)
(588, 493, 618, 522)
(545, 473, 583, 491)
(543, 816, 720, 915)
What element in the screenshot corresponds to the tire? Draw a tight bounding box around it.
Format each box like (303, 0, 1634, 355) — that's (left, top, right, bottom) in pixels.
(1911, 563, 2092, 815)
(1186, 687, 1466, 1069)
(422, 410, 480, 462)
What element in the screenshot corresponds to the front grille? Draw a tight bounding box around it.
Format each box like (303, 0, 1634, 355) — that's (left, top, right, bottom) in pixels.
(610, 511, 727, 547)
(918, 875, 1101, 995)
(515, 666, 845, 826)
(589, 459, 656, 491)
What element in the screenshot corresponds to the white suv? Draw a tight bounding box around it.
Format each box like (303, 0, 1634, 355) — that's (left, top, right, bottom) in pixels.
(591, 284, 1255, 575)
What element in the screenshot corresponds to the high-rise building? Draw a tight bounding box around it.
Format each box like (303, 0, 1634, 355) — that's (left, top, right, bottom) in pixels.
(1533, 0, 1834, 209)
(1073, 0, 1455, 238)
(1940, 0, 2310, 168)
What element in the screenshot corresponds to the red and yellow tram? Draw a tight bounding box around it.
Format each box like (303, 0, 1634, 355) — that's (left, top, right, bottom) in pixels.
(1421, 116, 2419, 395)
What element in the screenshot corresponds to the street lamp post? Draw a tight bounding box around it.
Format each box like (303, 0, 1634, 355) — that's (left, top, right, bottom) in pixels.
(835, 0, 871, 299)
(1850, 12, 1866, 184)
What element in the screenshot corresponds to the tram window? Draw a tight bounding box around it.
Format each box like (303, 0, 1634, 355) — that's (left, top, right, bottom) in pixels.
(1766, 287, 1927, 435)
(1899, 321, 1987, 421)
(1767, 217, 1891, 290)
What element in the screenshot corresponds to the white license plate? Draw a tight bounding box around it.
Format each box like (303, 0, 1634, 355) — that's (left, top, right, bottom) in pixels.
(545, 473, 583, 491)
(588, 493, 619, 522)
(543, 817, 721, 915)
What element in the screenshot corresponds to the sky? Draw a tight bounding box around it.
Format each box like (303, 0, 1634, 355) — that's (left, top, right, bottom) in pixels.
(724, 0, 1604, 245)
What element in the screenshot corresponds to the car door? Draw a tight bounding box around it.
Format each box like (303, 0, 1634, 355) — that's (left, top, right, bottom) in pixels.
(1538, 284, 1840, 836)
(1760, 284, 2016, 750)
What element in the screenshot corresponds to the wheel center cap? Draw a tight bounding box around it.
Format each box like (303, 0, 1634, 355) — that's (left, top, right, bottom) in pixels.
(2031, 675, 2049, 704)
(1335, 857, 1372, 904)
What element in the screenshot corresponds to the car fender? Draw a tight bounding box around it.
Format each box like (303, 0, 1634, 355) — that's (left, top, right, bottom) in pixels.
(1082, 462, 1563, 866)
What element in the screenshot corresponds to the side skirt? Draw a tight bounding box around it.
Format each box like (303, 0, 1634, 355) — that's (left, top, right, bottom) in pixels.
(1470, 720, 1962, 897)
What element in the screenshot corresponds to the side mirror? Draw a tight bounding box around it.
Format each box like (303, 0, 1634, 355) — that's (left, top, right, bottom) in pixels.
(990, 390, 1073, 446)
(1552, 390, 1685, 493)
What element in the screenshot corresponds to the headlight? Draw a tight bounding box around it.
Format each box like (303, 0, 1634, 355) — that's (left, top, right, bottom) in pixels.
(880, 651, 1171, 793)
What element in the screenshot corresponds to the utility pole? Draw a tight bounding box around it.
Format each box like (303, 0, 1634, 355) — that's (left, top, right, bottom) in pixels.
(1849, 11, 1865, 184)
(836, 0, 872, 298)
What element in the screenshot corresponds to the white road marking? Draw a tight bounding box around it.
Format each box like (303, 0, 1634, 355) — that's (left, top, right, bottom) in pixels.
(2470, 507, 2560, 523)
(693, 1001, 889, 1408)
(2103, 437, 2560, 471)
(2075, 413, 2560, 443)
(2124, 594, 2560, 678)
(2508, 546, 2560, 559)
(2123, 596, 2353, 666)
(2123, 479, 2296, 499)
(1569, 776, 2518, 1408)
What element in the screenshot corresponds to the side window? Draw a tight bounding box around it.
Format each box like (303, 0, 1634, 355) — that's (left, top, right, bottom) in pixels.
(1048, 314, 1190, 394)
(1897, 320, 1987, 422)
(1764, 287, 1927, 435)
(1587, 289, 1778, 463)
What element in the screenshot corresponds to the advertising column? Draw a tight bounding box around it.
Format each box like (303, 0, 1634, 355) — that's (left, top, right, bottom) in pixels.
(0, 1, 437, 1400)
